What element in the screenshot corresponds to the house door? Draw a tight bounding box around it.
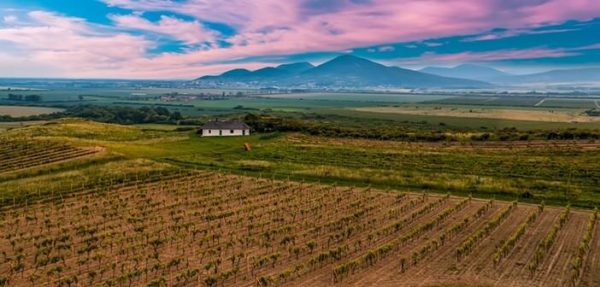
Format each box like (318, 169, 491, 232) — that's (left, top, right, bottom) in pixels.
(219, 130, 222, 136)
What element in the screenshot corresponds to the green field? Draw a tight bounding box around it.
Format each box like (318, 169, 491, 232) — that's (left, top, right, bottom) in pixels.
(260, 92, 453, 103)
(540, 98, 599, 109)
(0, 120, 47, 132)
(2, 88, 600, 128)
(2, 119, 598, 209)
(426, 95, 545, 107)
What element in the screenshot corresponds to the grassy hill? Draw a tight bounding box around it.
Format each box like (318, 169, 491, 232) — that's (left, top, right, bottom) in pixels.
(1, 119, 599, 209)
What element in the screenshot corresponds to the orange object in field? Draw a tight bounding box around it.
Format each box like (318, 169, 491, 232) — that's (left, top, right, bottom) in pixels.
(244, 143, 252, 151)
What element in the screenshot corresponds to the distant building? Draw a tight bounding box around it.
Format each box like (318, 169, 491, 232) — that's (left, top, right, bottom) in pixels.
(200, 120, 251, 137)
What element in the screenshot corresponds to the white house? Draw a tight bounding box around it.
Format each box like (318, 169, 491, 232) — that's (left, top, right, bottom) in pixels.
(200, 120, 251, 137)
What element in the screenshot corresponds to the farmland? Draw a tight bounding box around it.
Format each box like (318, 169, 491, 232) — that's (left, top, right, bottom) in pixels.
(0, 114, 599, 286)
(0, 106, 64, 117)
(353, 106, 600, 123)
(0, 138, 100, 175)
(2, 119, 599, 208)
(0, 165, 598, 286)
(3, 87, 600, 126)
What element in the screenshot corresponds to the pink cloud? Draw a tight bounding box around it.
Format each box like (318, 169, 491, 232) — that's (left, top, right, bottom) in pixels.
(98, 0, 600, 67)
(0, 11, 151, 77)
(109, 14, 218, 45)
(1, 0, 600, 78)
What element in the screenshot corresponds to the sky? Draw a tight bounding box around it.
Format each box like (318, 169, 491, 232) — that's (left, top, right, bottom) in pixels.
(0, 0, 599, 79)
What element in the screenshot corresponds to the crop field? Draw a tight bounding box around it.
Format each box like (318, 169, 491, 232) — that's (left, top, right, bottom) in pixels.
(540, 98, 599, 109)
(0, 119, 599, 286)
(425, 96, 546, 107)
(259, 92, 452, 103)
(426, 95, 600, 109)
(0, 169, 598, 287)
(0, 138, 101, 175)
(352, 106, 600, 123)
(0, 106, 64, 117)
(0, 121, 47, 132)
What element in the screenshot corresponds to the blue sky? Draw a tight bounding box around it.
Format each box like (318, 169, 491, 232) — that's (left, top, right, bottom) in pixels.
(0, 0, 599, 78)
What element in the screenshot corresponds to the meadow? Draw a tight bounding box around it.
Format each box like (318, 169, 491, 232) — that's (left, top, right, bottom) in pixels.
(2, 119, 599, 209)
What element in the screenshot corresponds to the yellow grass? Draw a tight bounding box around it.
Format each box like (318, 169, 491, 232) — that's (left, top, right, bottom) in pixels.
(353, 106, 600, 123)
(0, 105, 64, 117)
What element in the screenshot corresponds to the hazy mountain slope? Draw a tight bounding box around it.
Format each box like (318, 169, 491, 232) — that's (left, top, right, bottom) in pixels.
(421, 64, 511, 82)
(496, 68, 600, 84)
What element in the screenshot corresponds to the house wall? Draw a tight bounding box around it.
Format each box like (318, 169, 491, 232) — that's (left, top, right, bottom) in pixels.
(202, 129, 250, 137)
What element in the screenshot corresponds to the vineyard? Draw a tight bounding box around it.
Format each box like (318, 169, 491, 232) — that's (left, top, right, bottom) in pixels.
(1, 120, 599, 286)
(0, 137, 100, 174)
(0, 170, 598, 287)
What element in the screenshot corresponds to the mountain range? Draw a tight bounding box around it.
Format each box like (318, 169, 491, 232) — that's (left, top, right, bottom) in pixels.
(420, 65, 600, 85)
(195, 55, 489, 88)
(195, 55, 600, 88)
(420, 64, 511, 82)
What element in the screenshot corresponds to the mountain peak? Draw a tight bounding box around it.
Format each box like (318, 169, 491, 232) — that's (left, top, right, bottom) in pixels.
(329, 54, 374, 64)
(314, 55, 384, 71)
(276, 62, 314, 73)
(221, 69, 252, 77)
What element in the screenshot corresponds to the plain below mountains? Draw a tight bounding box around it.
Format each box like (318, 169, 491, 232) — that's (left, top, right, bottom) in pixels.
(195, 55, 490, 88)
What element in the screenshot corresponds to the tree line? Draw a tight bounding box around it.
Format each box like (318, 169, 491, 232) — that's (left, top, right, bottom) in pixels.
(0, 105, 184, 124)
(243, 113, 600, 142)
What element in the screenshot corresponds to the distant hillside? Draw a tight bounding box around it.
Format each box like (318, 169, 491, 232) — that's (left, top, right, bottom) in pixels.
(496, 67, 600, 84)
(421, 64, 600, 85)
(420, 64, 511, 82)
(195, 55, 490, 88)
(197, 62, 313, 82)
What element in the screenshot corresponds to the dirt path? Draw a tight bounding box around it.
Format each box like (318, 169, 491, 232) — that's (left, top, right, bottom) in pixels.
(534, 211, 587, 287)
(457, 205, 535, 281)
(348, 200, 491, 287)
(370, 201, 507, 286)
(534, 98, 547, 107)
(496, 209, 559, 287)
(420, 203, 524, 286)
(290, 197, 466, 286)
(581, 214, 600, 286)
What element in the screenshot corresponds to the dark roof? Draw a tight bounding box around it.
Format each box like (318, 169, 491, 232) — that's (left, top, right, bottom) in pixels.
(201, 120, 250, 130)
